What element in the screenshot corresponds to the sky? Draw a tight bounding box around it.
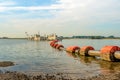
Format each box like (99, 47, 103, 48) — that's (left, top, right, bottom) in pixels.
(0, 0, 120, 38)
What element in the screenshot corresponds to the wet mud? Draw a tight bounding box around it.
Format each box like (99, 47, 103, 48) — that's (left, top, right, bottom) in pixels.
(0, 71, 120, 80)
(0, 61, 14, 67)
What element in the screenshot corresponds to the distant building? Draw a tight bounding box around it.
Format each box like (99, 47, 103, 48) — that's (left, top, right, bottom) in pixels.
(47, 34, 57, 41)
(25, 32, 62, 41)
(31, 34, 46, 41)
(47, 34, 62, 41)
(34, 34, 40, 41)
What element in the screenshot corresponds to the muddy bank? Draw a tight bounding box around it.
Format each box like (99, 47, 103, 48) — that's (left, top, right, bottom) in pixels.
(0, 71, 120, 80)
(0, 61, 14, 67)
(0, 61, 120, 80)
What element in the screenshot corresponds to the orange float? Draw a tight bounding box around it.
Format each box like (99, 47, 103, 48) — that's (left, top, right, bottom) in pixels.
(80, 46, 94, 56)
(50, 42, 55, 47)
(53, 44, 59, 48)
(66, 46, 80, 53)
(56, 44, 64, 50)
(52, 40, 58, 43)
(50, 40, 58, 46)
(100, 46, 120, 61)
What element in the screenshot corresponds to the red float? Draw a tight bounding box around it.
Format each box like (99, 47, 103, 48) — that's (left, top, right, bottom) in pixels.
(100, 46, 120, 61)
(52, 40, 59, 43)
(66, 46, 80, 53)
(53, 44, 59, 48)
(80, 46, 94, 56)
(50, 40, 58, 46)
(51, 43, 56, 47)
(56, 44, 64, 50)
(50, 42, 54, 46)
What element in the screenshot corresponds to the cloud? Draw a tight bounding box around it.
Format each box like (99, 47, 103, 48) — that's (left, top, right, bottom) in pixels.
(55, 0, 120, 23)
(0, 0, 60, 12)
(0, 1, 16, 6)
(0, 6, 62, 12)
(0, 0, 120, 37)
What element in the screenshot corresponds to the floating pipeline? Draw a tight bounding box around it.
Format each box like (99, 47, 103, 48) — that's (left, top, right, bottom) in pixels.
(49, 40, 120, 62)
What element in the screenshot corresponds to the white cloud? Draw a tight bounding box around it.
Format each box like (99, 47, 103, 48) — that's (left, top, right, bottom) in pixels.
(0, 1, 16, 6)
(55, 0, 120, 22)
(0, 0, 120, 37)
(0, 6, 61, 12)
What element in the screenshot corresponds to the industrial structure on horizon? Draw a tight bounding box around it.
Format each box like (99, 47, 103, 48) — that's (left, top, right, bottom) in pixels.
(25, 32, 62, 41)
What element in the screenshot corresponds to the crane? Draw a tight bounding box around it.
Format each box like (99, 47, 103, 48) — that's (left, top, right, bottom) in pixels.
(25, 32, 30, 40)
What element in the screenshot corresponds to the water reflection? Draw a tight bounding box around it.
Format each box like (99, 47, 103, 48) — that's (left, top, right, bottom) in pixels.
(98, 61, 120, 74)
(66, 52, 78, 58)
(66, 52, 98, 63)
(66, 52, 120, 74)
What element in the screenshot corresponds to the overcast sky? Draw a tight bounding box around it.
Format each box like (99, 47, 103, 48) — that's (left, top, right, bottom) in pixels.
(0, 0, 120, 37)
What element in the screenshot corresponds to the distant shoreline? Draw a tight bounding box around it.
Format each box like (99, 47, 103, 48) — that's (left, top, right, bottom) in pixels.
(0, 38, 120, 40)
(0, 38, 26, 39)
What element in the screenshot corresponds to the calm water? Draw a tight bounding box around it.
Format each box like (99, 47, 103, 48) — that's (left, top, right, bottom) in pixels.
(0, 39, 120, 77)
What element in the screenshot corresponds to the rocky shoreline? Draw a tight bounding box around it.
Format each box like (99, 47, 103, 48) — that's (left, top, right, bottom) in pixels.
(0, 71, 120, 80)
(0, 61, 120, 80)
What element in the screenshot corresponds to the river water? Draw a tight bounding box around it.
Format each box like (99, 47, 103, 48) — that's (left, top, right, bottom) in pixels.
(0, 39, 120, 78)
